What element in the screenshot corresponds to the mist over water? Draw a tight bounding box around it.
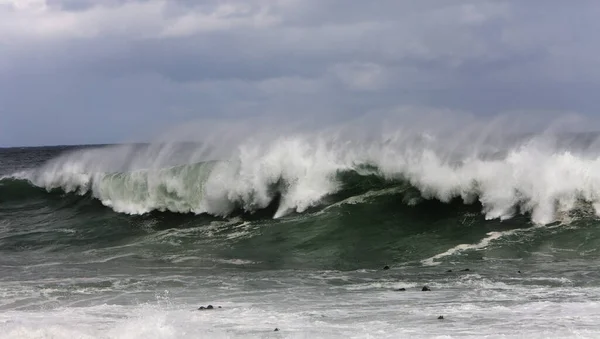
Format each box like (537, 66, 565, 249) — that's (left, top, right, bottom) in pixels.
(6, 111, 600, 224)
(3, 112, 600, 338)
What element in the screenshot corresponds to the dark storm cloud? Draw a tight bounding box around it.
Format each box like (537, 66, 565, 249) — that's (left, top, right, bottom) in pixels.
(1, 0, 599, 146)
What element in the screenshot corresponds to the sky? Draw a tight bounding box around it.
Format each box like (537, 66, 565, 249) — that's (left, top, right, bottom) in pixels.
(1, 0, 600, 146)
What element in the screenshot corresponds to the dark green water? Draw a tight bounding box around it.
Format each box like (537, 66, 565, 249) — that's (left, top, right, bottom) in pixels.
(2, 143, 600, 338)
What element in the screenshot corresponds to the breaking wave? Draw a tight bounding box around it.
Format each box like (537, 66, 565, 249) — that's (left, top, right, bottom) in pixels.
(4, 129, 600, 225)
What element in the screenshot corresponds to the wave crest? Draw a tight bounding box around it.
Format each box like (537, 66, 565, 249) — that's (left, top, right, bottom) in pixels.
(5, 132, 600, 224)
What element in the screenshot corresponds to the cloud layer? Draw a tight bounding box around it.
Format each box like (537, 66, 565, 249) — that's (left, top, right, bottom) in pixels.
(1, 0, 599, 146)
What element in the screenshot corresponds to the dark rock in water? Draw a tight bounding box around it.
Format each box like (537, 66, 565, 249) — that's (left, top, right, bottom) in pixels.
(207, 305, 214, 309)
(446, 269, 453, 273)
(198, 306, 205, 310)
(274, 328, 280, 332)
(438, 316, 444, 320)
(422, 286, 431, 291)
(396, 288, 406, 291)
(461, 268, 470, 272)
(198, 305, 220, 310)
(518, 270, 522, 274)
(383, 265, 390, 270)
(218, 306, 222, 308)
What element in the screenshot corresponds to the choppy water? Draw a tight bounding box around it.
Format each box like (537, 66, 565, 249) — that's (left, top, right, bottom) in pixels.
(3, 131, 600, 338)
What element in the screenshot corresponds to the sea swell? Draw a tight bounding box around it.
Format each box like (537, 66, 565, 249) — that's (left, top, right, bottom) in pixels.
(3, 132, 600, 225)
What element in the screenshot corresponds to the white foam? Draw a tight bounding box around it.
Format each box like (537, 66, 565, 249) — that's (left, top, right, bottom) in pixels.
(422, 228, 524, 266)
(11, 128, 600, 224)
(3, 284, 600, 339)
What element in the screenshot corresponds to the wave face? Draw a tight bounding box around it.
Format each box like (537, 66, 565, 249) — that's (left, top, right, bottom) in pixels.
(6, 135, 600, 339)
(4, 130, 600, 225)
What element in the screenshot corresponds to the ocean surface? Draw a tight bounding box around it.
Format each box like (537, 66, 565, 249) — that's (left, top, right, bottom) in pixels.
(3, 132, 600, 338)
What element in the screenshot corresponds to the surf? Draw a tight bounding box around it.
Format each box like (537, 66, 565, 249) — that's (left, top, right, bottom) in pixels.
(3, 126, 600, 225)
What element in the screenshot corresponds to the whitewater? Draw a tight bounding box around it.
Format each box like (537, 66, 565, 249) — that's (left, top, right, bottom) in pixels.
(4, 121, 600, 338)
(8, 128, 600, 225)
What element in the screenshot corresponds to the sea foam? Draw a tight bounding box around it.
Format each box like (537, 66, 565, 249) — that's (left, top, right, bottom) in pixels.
(7, 118, 600, 225)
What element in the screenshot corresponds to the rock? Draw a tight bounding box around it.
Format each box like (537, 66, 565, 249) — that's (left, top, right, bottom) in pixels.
(422, 286, 431, 291)
(207, 305, 214, 309)
(198, 305, 220, 310)
(461, 268, 470, 272)
(518, 270, 522, 274)
(274, 328, 280, 332)
(396, 288, 406, 291)
(383, 265, 390, 270)
(198, 306, 205, 310)
(438, 316, 444, 320)
(218, 306, 222, 308)
(446, 269, 453, 273)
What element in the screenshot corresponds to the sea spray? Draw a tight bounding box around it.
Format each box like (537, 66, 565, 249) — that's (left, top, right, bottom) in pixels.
(4, 114, 600, 224)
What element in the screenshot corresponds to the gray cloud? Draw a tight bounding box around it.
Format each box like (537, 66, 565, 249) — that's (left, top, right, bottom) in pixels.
(1, 0, 599, 146)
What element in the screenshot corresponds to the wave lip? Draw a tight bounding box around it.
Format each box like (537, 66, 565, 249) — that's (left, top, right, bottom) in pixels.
(4, 133, 600, 225)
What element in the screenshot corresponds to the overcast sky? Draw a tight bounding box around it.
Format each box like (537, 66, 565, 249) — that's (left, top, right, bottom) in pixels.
(1, 0, 599, 146)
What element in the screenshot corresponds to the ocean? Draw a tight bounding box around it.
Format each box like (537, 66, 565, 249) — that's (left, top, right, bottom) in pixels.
(2, 131, 600, 338)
